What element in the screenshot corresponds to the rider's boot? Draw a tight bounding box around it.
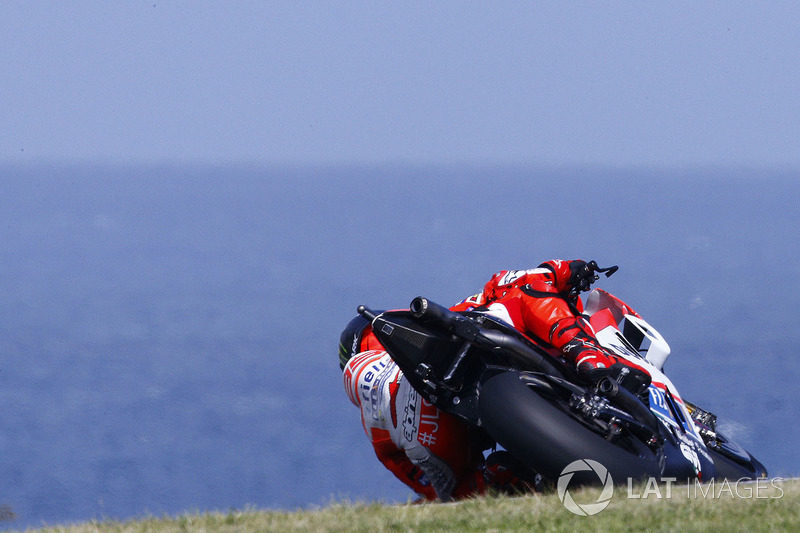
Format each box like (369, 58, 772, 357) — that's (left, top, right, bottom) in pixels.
(484, 450, 543, 494)
(564, 339, 651, 396)
(562, 338, 619, 377)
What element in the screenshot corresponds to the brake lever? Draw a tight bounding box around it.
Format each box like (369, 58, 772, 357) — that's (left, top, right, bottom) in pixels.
(588, 261, 619, 278)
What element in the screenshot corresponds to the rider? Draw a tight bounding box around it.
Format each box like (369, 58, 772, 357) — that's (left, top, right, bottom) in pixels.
(340, 317, 486, 501)
(451, 259, 650, 385)
(338, 259, 644, 500)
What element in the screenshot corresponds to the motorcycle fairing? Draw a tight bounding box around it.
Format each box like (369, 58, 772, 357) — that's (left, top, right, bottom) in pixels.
(585, 289, 713, 478)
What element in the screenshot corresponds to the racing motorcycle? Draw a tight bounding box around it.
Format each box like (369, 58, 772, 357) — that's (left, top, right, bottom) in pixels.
(356, 263, 767, 486)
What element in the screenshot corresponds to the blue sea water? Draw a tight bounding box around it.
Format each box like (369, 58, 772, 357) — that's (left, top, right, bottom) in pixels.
(0, 163, 797, 528)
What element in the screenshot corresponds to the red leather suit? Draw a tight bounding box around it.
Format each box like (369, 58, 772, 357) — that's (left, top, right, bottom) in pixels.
(343, 330, 485, 501)
(452, 260, 622, 378)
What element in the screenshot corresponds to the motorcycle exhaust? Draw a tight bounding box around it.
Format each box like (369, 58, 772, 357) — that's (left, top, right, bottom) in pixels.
(410, 297, 479, 341)
(597, 376, 661, 436)
(597, 376, 620, 397)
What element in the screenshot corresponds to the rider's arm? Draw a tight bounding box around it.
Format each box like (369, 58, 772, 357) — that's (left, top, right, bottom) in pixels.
(483, 262, 590, 311)
(372, 438, 438, 501)
(482, 267, 558, 301)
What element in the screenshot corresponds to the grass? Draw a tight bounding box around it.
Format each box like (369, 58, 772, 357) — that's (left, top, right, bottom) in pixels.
(25, 478, 799, 533)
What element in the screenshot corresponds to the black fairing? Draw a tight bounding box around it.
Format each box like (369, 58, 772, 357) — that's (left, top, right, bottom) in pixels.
(372, 311, 482, 423)
(370, 308, 567, 425)
(371, 312, 459, 377)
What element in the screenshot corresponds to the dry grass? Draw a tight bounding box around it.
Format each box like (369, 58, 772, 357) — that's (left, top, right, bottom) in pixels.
(28, 478, 798, 533)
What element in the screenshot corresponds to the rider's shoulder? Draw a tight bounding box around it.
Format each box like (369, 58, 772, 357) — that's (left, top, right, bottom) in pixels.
(491, 267, 552, 286)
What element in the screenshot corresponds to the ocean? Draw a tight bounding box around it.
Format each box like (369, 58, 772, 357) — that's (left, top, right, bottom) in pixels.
(0, 163, 797, 528)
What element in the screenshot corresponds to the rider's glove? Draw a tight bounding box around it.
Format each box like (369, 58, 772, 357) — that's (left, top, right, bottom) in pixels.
(567, 260, 596, 295)
(539, 259, 597, 296)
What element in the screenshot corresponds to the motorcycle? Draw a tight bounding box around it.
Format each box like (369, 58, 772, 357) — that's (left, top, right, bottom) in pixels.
(356, 264, 767, 486)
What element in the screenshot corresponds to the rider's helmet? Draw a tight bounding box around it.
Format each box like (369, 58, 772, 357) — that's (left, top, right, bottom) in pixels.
(338, 314, 371, 370)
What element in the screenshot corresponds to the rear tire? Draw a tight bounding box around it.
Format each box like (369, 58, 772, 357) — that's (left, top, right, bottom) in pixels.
(479, 371, 662, 483)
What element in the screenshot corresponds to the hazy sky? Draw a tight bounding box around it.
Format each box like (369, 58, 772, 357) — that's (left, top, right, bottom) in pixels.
(3, 2, 799, 167)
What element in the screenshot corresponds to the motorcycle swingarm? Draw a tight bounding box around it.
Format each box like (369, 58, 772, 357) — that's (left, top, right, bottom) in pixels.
(514, 371, 662, 447)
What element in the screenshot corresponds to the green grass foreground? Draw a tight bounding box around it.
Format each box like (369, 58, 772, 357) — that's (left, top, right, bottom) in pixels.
(29, 478, 799, 533)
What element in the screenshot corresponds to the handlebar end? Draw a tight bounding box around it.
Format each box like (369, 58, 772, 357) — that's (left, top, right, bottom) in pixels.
(357, 305, 378, 321)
